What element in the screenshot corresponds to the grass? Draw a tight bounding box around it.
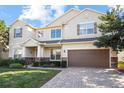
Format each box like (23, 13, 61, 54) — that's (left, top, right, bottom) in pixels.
(0, 67, 60, 88)
(118, 61, 124, 69)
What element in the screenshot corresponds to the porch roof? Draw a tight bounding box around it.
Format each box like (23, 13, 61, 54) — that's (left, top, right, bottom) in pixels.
(39, 37, 97, 44)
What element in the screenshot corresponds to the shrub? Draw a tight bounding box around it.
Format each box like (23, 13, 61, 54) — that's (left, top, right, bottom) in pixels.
(61, 60, 67, 68)
(40, 61, 52, 67)
(51, 61, 61, 67)
(42, 64, 50, 67)
(12, 59, 25, 65)
(32, 62, 40, 67)
(0, 59, 10, 67)
(0, 58, 26, 67)
(40, 61, 50, 66)
(9, 63, 23, 69)
(32, 61, 61, 67)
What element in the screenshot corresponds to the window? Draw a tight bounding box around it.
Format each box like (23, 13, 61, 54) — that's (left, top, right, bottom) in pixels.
(77, 22, 97, 35)
(14, 49, 22, 58)
(51, 29, 61, 38)
(38, 31, 43, 38)
(14, 28, 22, 38)
(51, 49, 61, 60)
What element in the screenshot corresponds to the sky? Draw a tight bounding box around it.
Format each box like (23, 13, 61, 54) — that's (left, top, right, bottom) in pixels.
(0, 5, 109, 27)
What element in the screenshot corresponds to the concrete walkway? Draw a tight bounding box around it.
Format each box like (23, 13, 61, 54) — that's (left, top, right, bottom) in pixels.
(42, 67, 124, 88)
(27, 65, 64, 71)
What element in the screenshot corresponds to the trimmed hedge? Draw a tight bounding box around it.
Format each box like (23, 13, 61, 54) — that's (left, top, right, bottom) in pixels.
(61, 61, 67, 68)
(32, 60, 67, 68)
(32, 61, 40, 67)
(0, 58, 26, 67)
(12, 59, 25, 65)
(9, 63, 24, 69)
(50, 61, 61, 67)
(0, 59, 10, 67)
(32, 61, 61, 67)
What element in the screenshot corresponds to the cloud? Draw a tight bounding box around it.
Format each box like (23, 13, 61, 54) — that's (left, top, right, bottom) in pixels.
(74, 5, 80, 10)
(51, 5, 65, 17)
(19, 5, 66, 26)
(108, 5, 124, 9)
(108, 5, 124, 12)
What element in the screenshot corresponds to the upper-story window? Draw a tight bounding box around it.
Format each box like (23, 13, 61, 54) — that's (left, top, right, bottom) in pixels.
(14, 28, 22, 38)
(51, 29, 61, 38)
(77, 22, 97, 35)
(38, 30, 43, 38)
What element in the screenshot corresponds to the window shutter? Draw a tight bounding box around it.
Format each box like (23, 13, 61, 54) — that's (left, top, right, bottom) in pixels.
(94, 22, 97, 34)
(20, 28, 22, 37)
(77, 24, 80, 35)
(14, 29, 16, 38)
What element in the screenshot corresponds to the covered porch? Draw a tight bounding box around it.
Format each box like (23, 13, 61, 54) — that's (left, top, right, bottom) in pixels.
(22, 44, 62, 63)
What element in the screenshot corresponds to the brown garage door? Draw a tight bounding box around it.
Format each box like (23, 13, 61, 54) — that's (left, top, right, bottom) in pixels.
(68, 49, 109, 68)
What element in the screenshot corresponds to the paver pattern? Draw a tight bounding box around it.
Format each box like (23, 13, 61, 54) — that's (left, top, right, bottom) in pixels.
(42, 67, 124, 88)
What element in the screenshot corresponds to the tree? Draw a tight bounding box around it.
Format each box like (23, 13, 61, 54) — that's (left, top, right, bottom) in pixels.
(0, 20, 9, 58)
(94, 6, 124, 54)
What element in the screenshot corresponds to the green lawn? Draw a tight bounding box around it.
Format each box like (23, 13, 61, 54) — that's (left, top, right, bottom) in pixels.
(0, 68, 60, 88)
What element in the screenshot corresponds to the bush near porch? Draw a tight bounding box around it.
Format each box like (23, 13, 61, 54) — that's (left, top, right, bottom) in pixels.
(0, 59, 26, 68)
(32, 60, 67, 68)
(0, 58, 67, 68)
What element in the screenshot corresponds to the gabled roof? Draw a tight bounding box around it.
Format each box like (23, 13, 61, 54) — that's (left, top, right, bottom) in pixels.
(10, 19, 36, 30)
(10, 8, 105, 30)
(45, 8, 80, 27)
(65, 8, 105, 24)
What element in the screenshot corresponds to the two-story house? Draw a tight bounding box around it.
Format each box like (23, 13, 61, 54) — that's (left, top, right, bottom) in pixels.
(9, 8, 117, 68)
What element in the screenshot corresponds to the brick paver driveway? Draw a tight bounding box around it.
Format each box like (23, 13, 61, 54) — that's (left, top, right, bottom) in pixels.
(42, 67, 124, 88)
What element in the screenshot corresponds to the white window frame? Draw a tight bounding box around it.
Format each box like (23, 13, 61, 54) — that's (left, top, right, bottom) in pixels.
(78, 22, 96, 35)
(51, 29, 62, 39)
(14, 48, 22, 58)
(14, 27, 22, 38)
(38, 30, 43, 38)
(50, 49, 61, 61)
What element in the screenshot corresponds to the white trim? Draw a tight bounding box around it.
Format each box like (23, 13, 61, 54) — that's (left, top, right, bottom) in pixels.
(65, 8, 105, 24)
(78, 21, 96, 24)
(51, 28, 62, 40)
(78, 22, 96, 35)
(83, 8, 105, 15)
(67, 50, 69, 67)
(46, 8, 80, 27)
(50, 48, 61, 61)
(109, 48, 112, 68)
(50, 59, 62, 61)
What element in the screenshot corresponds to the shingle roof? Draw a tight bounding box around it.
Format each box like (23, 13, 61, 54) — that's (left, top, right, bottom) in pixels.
(39, 38, 97, 44)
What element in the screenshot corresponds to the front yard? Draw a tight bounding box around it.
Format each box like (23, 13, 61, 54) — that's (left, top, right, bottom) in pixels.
(0, 68, 60, 88)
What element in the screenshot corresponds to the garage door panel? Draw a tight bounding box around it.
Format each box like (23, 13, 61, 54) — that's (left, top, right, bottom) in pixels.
(68, 49, 109, 68)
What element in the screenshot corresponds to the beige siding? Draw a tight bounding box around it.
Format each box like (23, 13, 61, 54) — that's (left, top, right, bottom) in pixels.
(36, 27, 62, 41)
(61, 42, 97, 57)
(63, 9, 103, 39)
(25, 47, 37, 57)
(9, 9, 110, 59)
(48, 9, 80, 27)
(9, 21, 35, 58)
(118, 51, 124, 61)
(44, 48, 51, 57)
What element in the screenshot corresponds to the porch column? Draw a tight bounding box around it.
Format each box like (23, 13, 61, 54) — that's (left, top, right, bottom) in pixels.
(22, 47, 26, 57)
(37, 45, 44, 57)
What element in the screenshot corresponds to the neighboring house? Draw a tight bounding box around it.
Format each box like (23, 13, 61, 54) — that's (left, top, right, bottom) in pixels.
(9, 8, 118, 68)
